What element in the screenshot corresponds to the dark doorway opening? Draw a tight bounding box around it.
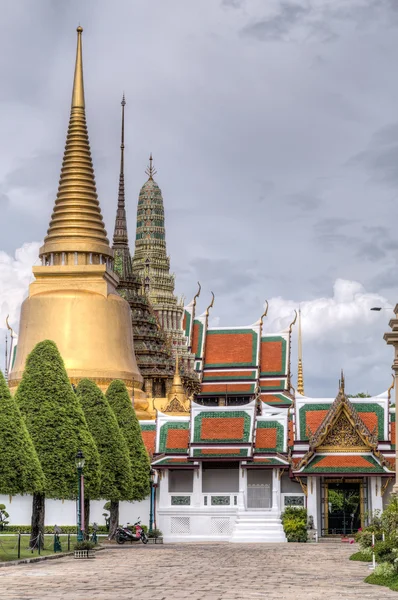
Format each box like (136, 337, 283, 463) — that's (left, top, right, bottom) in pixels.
(325, 481, 361, 535)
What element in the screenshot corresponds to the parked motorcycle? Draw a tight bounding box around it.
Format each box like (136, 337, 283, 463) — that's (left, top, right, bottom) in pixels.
(115, 519, 148, 545)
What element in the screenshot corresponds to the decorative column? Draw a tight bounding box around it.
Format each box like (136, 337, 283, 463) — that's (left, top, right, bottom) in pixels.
(306, 476, 318, 531)
(370, 477, 383, 513)
(384, 307, 398, 492)
(238, 465, 246, 509)
(272, 469, 281, 514)
(192, 464, 202, 508)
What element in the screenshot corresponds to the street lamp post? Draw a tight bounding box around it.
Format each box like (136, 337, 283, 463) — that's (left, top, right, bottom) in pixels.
(75, 450, 85, 542)
(384, 306, 398, 494)
(149, 469, 155, 534)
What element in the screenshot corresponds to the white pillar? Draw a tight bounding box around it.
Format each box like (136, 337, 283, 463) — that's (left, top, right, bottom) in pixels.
(370, 477, 383, 514)
(306, 476, 318, 531)
(158, 471, 169, 508)
(239, 465, 246, 509)
(272, 469, 281, 514)
(192, 465, 202, 508)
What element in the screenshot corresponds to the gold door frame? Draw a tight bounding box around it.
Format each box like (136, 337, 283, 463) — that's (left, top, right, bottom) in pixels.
(323, 477, 365, 534)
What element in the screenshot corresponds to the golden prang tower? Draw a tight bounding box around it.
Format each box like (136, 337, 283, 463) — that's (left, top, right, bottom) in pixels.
(8, 27, 142, 396)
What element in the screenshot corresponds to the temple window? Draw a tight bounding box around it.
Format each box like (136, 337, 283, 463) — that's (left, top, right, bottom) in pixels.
(202, 462, 239, 493)
(169, 470, 193, 493)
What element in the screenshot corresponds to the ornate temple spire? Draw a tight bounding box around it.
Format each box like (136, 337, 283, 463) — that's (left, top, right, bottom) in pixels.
(297, 308, 305, 395)
(113, 94, 129, 248)
(145, 153, 156, 181)
(40, 26, 112, 259)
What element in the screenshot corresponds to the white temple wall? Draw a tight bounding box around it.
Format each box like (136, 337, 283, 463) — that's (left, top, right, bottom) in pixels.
(0, 495, 150, 529)
(369, 477, 383, 515)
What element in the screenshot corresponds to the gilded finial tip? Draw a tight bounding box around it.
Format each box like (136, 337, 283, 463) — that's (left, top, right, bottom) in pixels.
(77, 25, 83, 33)
(121, 93, 126, 106)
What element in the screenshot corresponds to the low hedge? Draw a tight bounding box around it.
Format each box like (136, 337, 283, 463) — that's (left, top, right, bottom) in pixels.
(1, 525, 108, 534)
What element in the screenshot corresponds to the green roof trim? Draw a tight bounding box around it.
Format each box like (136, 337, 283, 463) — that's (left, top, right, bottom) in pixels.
(193, 448, 249, 458)
(205, 329, 258, 368)
(140, 423, 156, 431)
(261, 393, 292, 406)
(203, 372, 257, 382)
(159, 422, 189, 454)
(260, 336, 287, 376)
(193, 410, 251, 443)
(255, 421, 284, 452)
(300, 454, 385, 474)
(298, 402, 385, 441)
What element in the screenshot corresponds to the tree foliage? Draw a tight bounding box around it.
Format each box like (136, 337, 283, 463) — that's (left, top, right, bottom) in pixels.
(106, 380, 150, 501)
(0, 371, 45, 496)
(16, 340, 101, 499)
(76, 379, 134, 501)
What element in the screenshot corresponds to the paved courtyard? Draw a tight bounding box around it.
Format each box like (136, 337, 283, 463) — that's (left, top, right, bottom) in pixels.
(0, 543, 396, 600)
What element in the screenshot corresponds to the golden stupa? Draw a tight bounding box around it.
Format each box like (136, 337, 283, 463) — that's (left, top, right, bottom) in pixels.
(8, 27, 143, 397)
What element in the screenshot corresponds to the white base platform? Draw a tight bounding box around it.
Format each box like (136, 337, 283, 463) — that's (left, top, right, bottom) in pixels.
(229, 510, 287, 543)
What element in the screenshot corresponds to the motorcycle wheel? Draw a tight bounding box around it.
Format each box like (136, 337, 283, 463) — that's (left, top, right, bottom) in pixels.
(115, 533, 126, 545)
(141, 533, 148, 544)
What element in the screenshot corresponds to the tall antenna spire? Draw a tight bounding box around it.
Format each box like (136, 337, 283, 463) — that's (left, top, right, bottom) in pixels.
(113, 94, 129, 247)
(40, 26, 112, 259)
(297, 307, 305, 395)
(145, 153, 157, 180)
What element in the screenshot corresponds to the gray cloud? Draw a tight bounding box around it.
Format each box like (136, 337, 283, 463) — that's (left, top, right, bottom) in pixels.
(241, 2, 310, 41)
(1, 0, 398, 395)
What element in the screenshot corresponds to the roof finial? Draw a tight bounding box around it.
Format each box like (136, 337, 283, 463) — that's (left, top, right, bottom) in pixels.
(145, 153, 157, 180)
(112, 94, 129, 247)
(297, 307, 305, 395)
(72, 26, 85, 108)
(339, 369, 345, 394)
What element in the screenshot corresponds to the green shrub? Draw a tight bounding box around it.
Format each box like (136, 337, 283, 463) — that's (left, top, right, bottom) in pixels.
(148, 528, 163, 539)
(3, 525, 108, 534)
(382, 496, 398, 536)
(281, 507, 307, 542)
(374, 562, 395, 578)
(349, 549, 372, 561)
(74, 540, 96, 551)
(355, 529, 383, 549)
(374, 537, 398, 567)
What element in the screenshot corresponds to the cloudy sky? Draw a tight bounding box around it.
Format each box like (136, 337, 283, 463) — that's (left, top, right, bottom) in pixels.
(1, 0, 398, 396)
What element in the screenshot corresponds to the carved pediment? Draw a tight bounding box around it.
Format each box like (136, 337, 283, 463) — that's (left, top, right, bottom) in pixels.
(317, 410, 370, 452)
(163, 396, 189, 414)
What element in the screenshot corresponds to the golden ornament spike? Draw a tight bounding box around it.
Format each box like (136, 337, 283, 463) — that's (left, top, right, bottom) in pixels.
(40, 26, 112, 259)
(297, 307, 305, 395)
(145, 153, 157, 180)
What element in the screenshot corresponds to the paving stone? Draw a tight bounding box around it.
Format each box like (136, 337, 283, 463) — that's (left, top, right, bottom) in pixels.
(0, 543, 396, 599)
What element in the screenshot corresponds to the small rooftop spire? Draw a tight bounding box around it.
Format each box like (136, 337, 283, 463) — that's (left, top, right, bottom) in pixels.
(145, 153, 157, 180)
(113, 94, 129, 247)
(339, 369, 345, 394)
(72, 26, 85, 108)
(297, 308, 305, 395)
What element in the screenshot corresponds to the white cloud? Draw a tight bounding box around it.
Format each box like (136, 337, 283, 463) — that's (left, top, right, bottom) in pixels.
(0, 241, 41, 331)
(263, 279, 393, 396)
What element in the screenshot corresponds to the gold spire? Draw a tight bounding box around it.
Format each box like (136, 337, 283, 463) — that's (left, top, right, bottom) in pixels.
(297, 308, 305, 395)
(145, 153, 157, 180)
(40, 26, 112, 259)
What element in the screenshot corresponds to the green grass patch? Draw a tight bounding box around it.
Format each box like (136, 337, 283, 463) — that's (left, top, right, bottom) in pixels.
(0, 534, 77, 562)
(349, 551, 372, 562)
(365, 572, 398, 591)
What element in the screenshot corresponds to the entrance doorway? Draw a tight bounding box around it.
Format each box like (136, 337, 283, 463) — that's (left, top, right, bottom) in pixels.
(247, 471, 272, 509)
(322, 479, 364, 535)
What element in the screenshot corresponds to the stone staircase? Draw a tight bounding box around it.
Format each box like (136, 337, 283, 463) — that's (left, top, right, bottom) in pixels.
(229, 510, 287, 543)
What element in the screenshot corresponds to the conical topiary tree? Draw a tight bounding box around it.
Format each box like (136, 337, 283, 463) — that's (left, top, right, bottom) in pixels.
(106, 380, 150, 538)
(0, 370, 45, 497)
(76, 379, 134, 534)
(16, 340, 101, 547)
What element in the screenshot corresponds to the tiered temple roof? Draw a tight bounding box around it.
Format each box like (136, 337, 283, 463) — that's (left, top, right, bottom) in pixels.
(112, 100, 174, 398)
(131, 158, 199, 396)
(140, 374, 395, 478)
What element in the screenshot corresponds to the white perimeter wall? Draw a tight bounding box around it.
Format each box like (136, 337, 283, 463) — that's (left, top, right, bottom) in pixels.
(0, 495, 150, 528)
